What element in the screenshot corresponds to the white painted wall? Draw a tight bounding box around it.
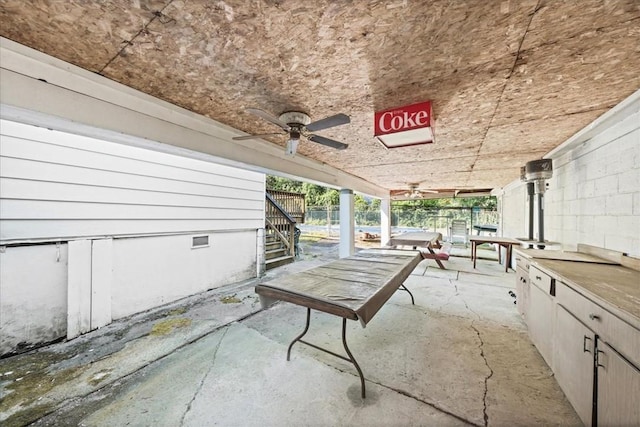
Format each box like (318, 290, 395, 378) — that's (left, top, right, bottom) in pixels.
(0, 120, 265, 354)
(500, 92, 640, 257)
(0, 243, 68, 352)
(111, 231, 257, 319)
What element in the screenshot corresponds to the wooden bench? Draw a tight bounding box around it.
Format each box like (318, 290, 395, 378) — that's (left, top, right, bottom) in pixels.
(421, 242, 452, 262)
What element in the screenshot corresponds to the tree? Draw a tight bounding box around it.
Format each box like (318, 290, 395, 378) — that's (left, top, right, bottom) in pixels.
(266, 175, 496, 210)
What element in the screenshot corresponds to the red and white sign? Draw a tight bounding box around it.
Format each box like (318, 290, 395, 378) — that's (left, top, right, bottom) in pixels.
(374, 101, 435, 148)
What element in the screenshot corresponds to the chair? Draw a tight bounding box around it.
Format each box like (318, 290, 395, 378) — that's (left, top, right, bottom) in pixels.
(449, 220, 469, 246)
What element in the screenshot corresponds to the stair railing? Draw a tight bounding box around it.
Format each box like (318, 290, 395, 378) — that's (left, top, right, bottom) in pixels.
(266, 189, 306, 224)
(265, 192, 297, 258)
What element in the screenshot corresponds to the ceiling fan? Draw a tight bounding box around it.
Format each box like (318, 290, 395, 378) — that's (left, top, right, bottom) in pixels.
(233, 108, 350, 154)
(395, 183, 439, 199)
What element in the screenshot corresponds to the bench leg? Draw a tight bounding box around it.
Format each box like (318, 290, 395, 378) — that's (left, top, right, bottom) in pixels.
(427, 247, 446, 269)
(287, 308, 367, 398)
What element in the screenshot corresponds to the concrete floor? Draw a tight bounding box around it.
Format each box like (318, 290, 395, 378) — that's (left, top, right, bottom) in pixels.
(0, 240, 581, 427)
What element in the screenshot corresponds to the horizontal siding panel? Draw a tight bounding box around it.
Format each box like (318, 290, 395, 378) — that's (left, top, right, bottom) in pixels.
(1, 120, 265, 184)
(1, 200, 264, 220)
(1, 157, 263, 200)
(0, 219, 264, 242)
(0, 120, 267, 242)
(0, 178, 264, 210)
(1, 135, 263, 191)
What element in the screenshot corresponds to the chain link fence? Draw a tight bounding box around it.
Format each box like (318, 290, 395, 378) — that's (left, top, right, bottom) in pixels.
(305, 206, 498, 239)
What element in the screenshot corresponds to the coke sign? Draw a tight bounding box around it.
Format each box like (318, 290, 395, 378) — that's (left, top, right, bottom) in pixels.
(374, 101, 433, 137)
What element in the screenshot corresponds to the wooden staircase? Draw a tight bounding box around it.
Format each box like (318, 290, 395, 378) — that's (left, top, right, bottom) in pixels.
(265, 190, 305, 270)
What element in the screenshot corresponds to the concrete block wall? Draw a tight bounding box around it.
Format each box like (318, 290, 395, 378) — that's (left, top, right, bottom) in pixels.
(501, 93, 640, 257)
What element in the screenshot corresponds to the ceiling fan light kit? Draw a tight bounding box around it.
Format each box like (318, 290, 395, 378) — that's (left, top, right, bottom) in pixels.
(233, 108, 350, 155)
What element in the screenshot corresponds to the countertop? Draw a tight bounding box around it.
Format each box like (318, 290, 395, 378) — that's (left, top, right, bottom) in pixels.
(518, 250, 640, 328)
(514, 248, 619, 264)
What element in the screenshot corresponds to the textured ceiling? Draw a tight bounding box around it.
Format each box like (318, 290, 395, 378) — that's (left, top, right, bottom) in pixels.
(1, 0, 639, 197)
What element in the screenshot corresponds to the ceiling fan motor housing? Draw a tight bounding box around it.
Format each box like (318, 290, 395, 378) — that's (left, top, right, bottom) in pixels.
(279, 111, 311, 127)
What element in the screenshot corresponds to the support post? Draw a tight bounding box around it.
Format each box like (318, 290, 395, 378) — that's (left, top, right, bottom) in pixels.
(339, 189, 355, 258)
(256, 228, 266, 277)
(527, 182, 535, 241)
(380, 198, 391, 247)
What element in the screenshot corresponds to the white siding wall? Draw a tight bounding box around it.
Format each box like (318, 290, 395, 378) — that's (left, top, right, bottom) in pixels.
(0, 120, 266, 354)
(0, 120, 264, 242)
(501, 97, 640, 257)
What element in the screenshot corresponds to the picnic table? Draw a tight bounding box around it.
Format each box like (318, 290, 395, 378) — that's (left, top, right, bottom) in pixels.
(255, 248, 423, 398)
(386, 231, 449, 269)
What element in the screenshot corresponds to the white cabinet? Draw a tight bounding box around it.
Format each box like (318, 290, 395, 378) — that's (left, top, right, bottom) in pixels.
(596, 341, 640, 426)
(554, 305, 595, 426)
(528, 282, 555, 367)
(553, 280, 640, 427)
(515, 249, 640, 427)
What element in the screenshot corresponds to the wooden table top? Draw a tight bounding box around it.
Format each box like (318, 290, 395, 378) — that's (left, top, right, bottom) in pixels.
(386, 231, 442, 247)
(255, 249, 423, 327)
(469, 236, 522, 245)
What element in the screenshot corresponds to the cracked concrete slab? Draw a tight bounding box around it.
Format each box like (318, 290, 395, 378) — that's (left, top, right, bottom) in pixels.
(1, 239, 581, 427)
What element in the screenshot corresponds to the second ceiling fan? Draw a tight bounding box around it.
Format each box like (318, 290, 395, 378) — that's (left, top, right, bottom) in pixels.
(233, 108, 350, 153)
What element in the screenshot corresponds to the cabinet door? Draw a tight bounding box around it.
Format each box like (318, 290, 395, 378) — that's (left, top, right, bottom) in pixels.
(554, 305, 594, 426)
(528, 283, 555, 367)
(597, 340, 640, 426)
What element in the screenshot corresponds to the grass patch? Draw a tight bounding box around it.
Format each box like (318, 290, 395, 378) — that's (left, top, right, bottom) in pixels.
(298, 232, 329, 243)
(149, 318, 192, 336)
(0, 351, 88, 426)
(167, 307, 187, 316)
(220, 295, 242, 304)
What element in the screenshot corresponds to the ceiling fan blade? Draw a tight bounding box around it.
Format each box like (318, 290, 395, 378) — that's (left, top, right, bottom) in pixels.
(305, 113, 350, 132)
(232, 132, 284, 141)
(245, 108, 290, 131)
(308, 134, 348, 150)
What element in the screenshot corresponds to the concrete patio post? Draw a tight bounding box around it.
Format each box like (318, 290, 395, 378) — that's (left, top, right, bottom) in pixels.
(380, 198, 391, 247)
(339, 189, 355, 258)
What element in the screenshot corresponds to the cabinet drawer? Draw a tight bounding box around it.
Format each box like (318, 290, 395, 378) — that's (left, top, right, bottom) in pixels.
(515, 254, 530, 272)
(529, 266, 553, 294)
(556, 282, 640, 367)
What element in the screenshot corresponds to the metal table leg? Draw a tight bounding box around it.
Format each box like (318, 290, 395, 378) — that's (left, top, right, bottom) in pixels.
(286, 308, 367, 398)
(287, 308, 311, 361)
(341, 317, 366, 398)
(398, 284, 415, 305)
